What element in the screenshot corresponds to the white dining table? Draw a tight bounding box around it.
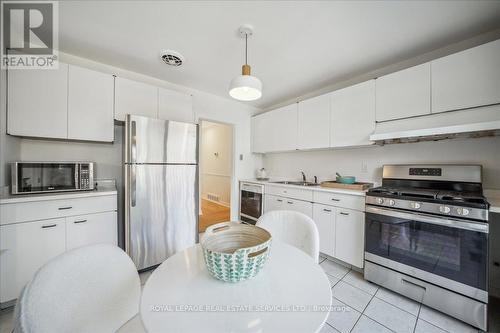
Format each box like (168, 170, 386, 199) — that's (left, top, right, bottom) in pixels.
(140, 241, 332, 333)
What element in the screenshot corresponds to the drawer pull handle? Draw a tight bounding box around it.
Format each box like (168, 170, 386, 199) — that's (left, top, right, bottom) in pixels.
(58, 206, 73, 210)
(340, 212, 349, 216)
(323, 209, 332, 212)
(287, 201, 293, 204)
(41, 224, 57, 229)
(401, 278, 426, 291)
(74, 220, 88, 224)
(331, 198, 340, 202)
(277, 199, 283, 202)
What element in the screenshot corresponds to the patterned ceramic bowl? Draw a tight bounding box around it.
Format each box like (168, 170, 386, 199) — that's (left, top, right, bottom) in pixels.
(201, 222, 272, 283)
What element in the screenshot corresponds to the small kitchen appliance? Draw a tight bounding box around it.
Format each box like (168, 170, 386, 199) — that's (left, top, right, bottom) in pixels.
(11, 162, 94, 195)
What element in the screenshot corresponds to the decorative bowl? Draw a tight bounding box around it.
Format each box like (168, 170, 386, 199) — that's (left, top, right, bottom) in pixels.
(336, 176, 356, 184)
(201, 222, 272, 283)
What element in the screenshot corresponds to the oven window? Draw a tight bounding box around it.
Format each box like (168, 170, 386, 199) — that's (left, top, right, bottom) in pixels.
(17, 163, 76, 192)
(365, 212, 488, 290)
(240, 190, 262, 219)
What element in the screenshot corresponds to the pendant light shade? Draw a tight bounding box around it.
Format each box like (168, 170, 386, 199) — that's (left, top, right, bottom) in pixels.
(229, 25, 262, 101)
(229, 65, 262, 101)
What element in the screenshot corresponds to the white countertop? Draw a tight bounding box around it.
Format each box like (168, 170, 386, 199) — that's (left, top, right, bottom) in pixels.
(240, 179, 368, 196)
(485, 189, 500, 214)
(0, 186, 117, 204)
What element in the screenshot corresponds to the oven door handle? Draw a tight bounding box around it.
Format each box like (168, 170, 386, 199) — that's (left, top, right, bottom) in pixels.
(365, 206, 488, 233)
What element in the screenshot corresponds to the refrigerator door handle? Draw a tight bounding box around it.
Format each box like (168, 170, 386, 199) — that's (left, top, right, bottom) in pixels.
(131, 164, 136, 207)
(131, 120, 137, 163)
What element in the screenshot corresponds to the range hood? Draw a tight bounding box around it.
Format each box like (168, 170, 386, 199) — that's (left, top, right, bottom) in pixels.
(370, 120, 500, 145)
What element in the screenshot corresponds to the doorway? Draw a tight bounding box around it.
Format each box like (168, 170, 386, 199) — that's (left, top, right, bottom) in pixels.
(199, 120, 233, 232)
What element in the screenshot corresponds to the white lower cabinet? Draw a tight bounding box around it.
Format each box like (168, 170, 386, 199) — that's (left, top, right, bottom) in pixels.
(66, 212, 117, 250)
(312, 204, 335, 257)
(0, 218, 66, 303)
(264, 195, 313, 218)
(334, 208, 365, 268)
(0, 194, 118, 305)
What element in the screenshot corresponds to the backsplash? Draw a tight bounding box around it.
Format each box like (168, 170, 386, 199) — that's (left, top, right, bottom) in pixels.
(262, 136, 500, 189)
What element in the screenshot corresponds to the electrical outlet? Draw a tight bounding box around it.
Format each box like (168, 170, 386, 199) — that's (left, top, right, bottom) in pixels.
(239, 154, 243, 161)
(361, 161, 368, 173)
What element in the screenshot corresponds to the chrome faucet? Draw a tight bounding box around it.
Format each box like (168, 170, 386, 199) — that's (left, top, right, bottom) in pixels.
(314, 176, 318, 184)
(301, 171, 306, 182)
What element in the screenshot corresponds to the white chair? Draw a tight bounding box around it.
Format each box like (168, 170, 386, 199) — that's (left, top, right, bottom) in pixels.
(257, 210, 320, 263)
(13, 244, 143, 333)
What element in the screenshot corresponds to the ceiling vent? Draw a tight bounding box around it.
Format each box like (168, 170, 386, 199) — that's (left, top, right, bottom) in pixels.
(160, 50, 184, 67)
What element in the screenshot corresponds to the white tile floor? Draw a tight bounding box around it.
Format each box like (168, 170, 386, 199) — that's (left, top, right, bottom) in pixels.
(0, 260, 494, 333)
(318, 256, 484, 333)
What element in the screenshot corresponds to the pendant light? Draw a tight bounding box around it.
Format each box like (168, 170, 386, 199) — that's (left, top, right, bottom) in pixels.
(229, 25, 262, 101)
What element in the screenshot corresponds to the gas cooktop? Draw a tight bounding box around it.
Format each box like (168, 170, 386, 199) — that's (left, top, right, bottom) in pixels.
(366, 164, 489, 222)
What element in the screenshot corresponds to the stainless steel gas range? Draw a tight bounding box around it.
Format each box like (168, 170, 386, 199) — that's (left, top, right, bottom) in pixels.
(364, 164, 489, 331)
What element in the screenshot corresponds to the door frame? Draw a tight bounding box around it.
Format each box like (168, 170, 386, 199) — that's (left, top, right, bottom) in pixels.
(198, 118, 235, 221)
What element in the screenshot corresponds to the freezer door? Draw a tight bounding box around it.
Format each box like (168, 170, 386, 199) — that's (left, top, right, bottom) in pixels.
(126, 164, 198, 270)
(125, 115, 197, 164)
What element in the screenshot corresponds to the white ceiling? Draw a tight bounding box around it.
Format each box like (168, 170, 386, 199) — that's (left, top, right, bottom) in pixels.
(58, 1, 500, 109)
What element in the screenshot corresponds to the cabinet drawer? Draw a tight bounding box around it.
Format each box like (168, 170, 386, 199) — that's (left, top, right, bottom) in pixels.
(282, 198, 313, 218)
(0, 195, 117, 225)
(265, 185, 313, 202)
(313, 191, 364, 211)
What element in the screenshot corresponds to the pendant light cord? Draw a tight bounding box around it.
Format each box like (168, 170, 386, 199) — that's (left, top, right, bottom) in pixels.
(245, 33, 248, 65)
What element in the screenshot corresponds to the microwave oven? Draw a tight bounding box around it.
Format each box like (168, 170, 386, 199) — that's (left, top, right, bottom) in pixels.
(11, 162, 94, 195)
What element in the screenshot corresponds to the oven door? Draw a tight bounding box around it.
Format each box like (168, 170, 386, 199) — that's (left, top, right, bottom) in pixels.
(239, 184, 263, 225)
(13, 162, 79, 194)
(365, 206, 488, 292)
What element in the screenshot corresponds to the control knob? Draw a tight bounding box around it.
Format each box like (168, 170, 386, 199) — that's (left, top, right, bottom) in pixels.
(387, 199, 395, 206)
(456, 207, 470, 216)
(410, 202, 421, 209)
(439, 205, 451, 214)
(376, 198, 384, 204)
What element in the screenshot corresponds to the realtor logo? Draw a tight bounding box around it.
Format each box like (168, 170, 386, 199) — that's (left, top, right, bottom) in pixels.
(1, 1, 58, 69)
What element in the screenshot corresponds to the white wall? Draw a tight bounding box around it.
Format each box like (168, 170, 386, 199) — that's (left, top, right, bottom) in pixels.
(262, 136, 500, 189)
(200, 121, 232, 206)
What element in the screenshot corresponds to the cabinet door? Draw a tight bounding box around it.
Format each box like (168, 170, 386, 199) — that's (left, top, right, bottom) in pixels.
(432, 39, 500, 113)
(7, 63, 68, 139)
(312, 203, 335, 257)
(298, 94, 330, 149)
(375, 63, 431, 122)
(114, 77, 158, 121)
(269, 104, 298, 152)
(335, 208, 364, 268)
(264, 194, 284, 213)
(252, 112, 273, 153)
(331, 80, 375, 147)
(66, 212, 117, 250)
(283, 198, 313, 218)
(158, 88, 193, 123)
(68, 65, 114, 142)
(0, 218, 66, 303)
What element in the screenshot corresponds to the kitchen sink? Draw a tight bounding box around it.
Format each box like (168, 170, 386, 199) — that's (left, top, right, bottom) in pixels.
(270, 181, 319, 186)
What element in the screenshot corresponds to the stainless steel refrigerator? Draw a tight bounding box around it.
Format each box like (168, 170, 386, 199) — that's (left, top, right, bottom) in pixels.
(124, 115, 198, 270)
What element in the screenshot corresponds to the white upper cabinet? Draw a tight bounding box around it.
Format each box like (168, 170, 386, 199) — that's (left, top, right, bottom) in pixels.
(158, 88, 194, 123)
(331, 80, 375, 147)
(68, 65, 114, 142)
(375, 63, 431, 122)
(114, 77, 158, 121)
(431, 39, 500, 114)
(8, 64, 69, 139)
(297, 94, 330, 149)
(268, 103, 298, 152)
(252, 103, 298, 153)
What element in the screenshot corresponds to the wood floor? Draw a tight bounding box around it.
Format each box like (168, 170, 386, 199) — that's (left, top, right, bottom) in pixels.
(199, 199, 230, 232)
